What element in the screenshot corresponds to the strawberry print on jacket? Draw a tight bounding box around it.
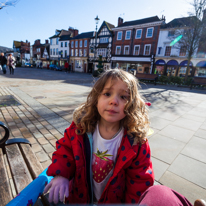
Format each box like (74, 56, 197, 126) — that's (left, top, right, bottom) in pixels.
(93, 149, 113, 183)
(47, 121, 154, 204)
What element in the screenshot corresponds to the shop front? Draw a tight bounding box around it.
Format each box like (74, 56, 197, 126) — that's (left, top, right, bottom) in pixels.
(195, 61, 206, 77)
(70, 57, 88, 72)
(166, 60, 179, 76)
(177, 60, 193, 77)
(154, 59, 166, 75)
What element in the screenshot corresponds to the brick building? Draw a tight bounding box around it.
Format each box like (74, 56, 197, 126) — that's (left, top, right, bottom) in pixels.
(111, 16, 162, 74)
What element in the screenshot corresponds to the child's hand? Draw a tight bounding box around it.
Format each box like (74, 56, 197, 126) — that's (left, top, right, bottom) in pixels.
(43, 176, 69, 204)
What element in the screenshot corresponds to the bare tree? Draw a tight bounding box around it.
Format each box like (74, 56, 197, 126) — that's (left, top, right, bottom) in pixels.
(171, 0, 206, 80)
(0, 0, 20, 10)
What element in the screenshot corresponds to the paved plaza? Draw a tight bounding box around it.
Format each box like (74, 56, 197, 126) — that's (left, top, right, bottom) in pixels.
(0, 67, 206, 203)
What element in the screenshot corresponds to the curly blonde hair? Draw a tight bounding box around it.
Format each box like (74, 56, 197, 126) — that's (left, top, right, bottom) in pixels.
(73, 69, 150, 143)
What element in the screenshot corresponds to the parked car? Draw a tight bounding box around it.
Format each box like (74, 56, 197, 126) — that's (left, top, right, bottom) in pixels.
(25, 63, 33, 67)
(49, 64, 60, 70)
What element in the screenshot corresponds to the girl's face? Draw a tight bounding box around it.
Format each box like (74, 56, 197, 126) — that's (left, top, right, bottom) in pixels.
(97, 78, 129, 127)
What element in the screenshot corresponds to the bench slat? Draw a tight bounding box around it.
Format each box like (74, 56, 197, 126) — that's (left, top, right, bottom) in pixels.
(5, 144, 33, 193)
(0, 148, 13, 205)
(20, 144, 44, 179)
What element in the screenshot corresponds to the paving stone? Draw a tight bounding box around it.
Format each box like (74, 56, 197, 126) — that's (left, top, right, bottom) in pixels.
(159, 171, 206, 204)
(36, 150, 50, 162)
(149, 116, 171, 130)
(200, 122, 206, 130)
(194, 129, 206, 139)
(168, 154, 206, 189)
(26, 137, 37, 144)
(181, 136, 206, 164)
(33, 132, 44, 139)
(31, 143, 42, 153)
(181, 114, 206, 123)
(172, 117, 202, 131)
(148, 110, 180, 121)
(22, 132, 33, 138)
(37, 137, 49, 145)
(149, 134, 185, 164)
(54, 133, 63, 140)
(42, 143, 55, 153)
(158, 125, 194, 143)
(44, 133, 55, 140)
(151, 157, 169, 181)
(49, 139, 57, 147)
(41, 159, 52, 170)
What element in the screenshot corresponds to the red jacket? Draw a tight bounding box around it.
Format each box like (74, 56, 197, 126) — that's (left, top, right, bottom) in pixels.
(47, 121, 154, 204)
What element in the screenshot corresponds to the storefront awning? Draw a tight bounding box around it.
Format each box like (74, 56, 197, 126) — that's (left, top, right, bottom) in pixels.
(180, 60, 193, 66)
(167, 60, 178, 66)
(196, 61, 206, 67)
(155, 59, 166, 65)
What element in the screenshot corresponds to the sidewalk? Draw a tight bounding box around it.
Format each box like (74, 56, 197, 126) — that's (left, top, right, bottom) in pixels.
(0, 67, 206, 203)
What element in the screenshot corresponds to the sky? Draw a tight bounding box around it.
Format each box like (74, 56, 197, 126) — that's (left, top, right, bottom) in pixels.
(0, 0, 194, 48)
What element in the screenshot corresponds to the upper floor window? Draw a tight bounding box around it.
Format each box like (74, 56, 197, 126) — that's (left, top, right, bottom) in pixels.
(146, 28, 154, 38)
(80, 40, 82, 47)
(71, 49, 74, 56)
(50, 39, 52, 45)
(36, 48, 40, 52)
(116, 46, 121, 55)
(56, 48, 58, 56)
(65, 42, 67, 47)
(124, 46, 129, 55)
(75, 49, 78, 56)
(136, 29, 142, 39)
(99, 26, 110, 35)
(50, 49, 52, 55)
(53, 48, 55, 55)
(125, 30, 131, 40)
(97, 48, 107, 57)
(56, 38, 59, 45)
(100, 37, 109, 43)
(84, 49, 87, 57)
(134, 45, 140, 55)
(144, 44, 151, 55)
(165, 46, 171, 56)
(117, 31, 122, 40)
(168, 30, 175, 37)
(79, 49, 82, 57)
(71, 41, 74, 48)
(61, 42, 63, 47)
(84, 40, 87, 47)
(65, 50, 67, 57)
(158, 47, 162, 55)
(75, 41, 78, 48)
(179, 46, 186, 56)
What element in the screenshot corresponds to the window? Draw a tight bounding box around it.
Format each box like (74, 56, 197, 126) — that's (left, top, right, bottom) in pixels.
(84, 40, 87, 47)
(56, 48, 58, 56)
(100, 37, 109, 43)
(144, 44, 151, 55)
(117, 31, 122, 40)
(60, 50, 63, 57)
(61, 42, 63, 47)
(36, 48, 40, 52)
(99, 26, 110, 35)
(71, 41, 74, 48)
(50, 39, 52, 45)
(50, 49, 52, 55)
(134, 45, 140, 55)
(158, 47, 162, 55)
(146, 28, 154, 38)
(79, 49, 82, 56)
(97, 48, 107, 57)
(84, 49, 87, 56)
(71, 49, 74, 56)
(179, 46, 186, 56)
(168, 30, 175, 37)
(53, 49, 55, 55)
(124, 46, 129, 55)
(75, 49, 78, 56)
(165, 46, 171, 56)
(65, 42, 67, 47)
(75, 60, 82, 68)
(65, 50, 67, 57)
(80, 40, 82, 47)
(56, 38, 59, 45)
(136, 29, 142, 39)
(75, 41, 78, 48)
(125, 30, 131, 40)
(116, 46, 121, 55)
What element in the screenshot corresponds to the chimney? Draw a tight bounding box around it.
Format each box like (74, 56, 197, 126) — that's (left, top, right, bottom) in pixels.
(45, 39, 49, 44)
(118, 17, 123, 27)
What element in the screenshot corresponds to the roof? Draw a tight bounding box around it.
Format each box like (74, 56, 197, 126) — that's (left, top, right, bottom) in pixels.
(49, 29, 72, 39)
(59, 35, 72, 41)
(105, 21, 115, 30)
(117, 16, 161, 27)
(0, 46, 13, 53)
(161, 16, 198, 29)
(13, 41, 21, 48)
(71, 31, 94, 40)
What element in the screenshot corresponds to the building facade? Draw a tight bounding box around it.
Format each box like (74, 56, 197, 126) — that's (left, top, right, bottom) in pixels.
(111, 16, 162, 74)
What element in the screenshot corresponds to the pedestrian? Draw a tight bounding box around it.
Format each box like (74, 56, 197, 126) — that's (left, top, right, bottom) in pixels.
(40, 62, 43, 69)
(7, 53, 16, 75)
(0, 53, 7, 74)
(64, 61, 69, 73)
(44, 69, 154, 204)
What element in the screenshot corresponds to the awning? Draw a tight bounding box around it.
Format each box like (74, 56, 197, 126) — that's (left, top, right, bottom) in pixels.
(196, 61, 206, 67)
(155, 59, 166, 65)
(180, 60, 193, 66)
(167, 60, 178, 66)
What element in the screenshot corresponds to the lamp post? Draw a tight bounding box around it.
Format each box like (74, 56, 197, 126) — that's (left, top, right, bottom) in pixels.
(93, 15, 100, 73)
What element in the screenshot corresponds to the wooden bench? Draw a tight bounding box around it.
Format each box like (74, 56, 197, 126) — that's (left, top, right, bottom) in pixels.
(190, 77, 206, 89)
(135, 73, 159, 85)
(0, 121, 51, 206)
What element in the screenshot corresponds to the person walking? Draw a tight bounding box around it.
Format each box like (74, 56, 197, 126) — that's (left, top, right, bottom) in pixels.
(64, 61, 69, 73)
(0, 53, 7, 74)
(7, 53, 16, 75)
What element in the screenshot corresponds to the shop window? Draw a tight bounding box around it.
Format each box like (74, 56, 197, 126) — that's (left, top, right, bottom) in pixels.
(124, 46, 129, 55)
(75, 60, 82, 68)
(195, 68, 206, 77)
(116, 46, 121, 55)
(165, 46, 171, 56)
(134, 45, 140, 55)
(179, 46, 186, 56)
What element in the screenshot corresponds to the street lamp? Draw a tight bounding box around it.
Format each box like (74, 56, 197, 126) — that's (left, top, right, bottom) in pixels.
(93, 15, 100, 72)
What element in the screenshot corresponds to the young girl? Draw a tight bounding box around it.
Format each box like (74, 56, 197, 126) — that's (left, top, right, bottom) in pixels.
(44, 69, 154, 204)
